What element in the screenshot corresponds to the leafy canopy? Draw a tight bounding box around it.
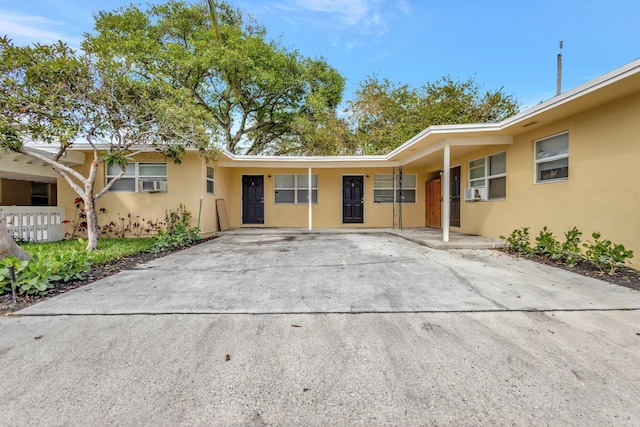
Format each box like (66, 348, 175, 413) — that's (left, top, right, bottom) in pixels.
(348, 75, 519, 154)
(85, 0, 345, 155)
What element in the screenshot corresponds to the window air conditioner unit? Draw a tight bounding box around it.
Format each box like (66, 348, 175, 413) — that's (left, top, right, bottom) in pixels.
(464, 187, 488, 201)
(140, 180, 162, 193)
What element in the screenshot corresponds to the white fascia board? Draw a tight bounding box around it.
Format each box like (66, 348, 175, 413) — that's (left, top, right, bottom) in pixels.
(386, 123, 502, 159)
(218, 151, 395, 168)
(398, 136, 513, 167)
(388, 58, 640, 159)
(500, 57, 640, 128)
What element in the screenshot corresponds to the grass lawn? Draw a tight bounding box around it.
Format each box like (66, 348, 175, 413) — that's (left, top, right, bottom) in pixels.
(19, 237, 157, 265)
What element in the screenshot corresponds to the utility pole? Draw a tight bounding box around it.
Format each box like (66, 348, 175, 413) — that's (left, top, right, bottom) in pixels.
(556, 41, 563, 96)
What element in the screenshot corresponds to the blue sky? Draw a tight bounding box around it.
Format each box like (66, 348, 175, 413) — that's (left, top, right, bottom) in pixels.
(1, 0, 639, 109)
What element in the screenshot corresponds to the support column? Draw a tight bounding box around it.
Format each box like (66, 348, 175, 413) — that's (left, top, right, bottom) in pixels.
(442, 144, 450, 242)
(308, 167, 312, 231)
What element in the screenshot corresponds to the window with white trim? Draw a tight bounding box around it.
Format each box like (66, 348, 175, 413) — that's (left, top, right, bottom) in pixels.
(468, 152, 506, 199)
(274, 174, 318, 204)
(535, 132, 568, 183)
(206, 166, 215, 194)
(373, 174, 417, 203)
(106, 162, 168, 192)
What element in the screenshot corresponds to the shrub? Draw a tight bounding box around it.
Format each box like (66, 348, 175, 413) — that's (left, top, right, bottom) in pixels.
(534, 227, 561, 258)
(560, 227, 583, 267)
(0, 253, 60, 296)
(583, 232, 634, 274)
(500, 227, 532, 255)
(151, 205, 200, 253)
(0, 243, 95, 296)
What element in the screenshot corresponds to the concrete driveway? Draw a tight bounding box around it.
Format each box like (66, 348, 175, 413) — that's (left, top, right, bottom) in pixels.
(2, 232, 640, 425)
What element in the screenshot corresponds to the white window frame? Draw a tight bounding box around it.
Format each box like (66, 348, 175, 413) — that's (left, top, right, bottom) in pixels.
(373, 174, 417, 204)
(106, 162, 168, 193)
(274, 174, 318, 204)
(468, 151, 506, 200)
(206, 166, 215, 195)
(535, 132, 569, 183)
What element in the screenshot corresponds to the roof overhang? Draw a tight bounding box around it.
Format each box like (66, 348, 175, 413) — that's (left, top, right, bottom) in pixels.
(0, 148, 85, 183)
(55, 58, 640, 171)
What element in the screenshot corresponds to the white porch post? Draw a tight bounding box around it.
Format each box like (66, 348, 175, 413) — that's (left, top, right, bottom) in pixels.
(308, 167, 312, 231)
(442, 144, 450, 242)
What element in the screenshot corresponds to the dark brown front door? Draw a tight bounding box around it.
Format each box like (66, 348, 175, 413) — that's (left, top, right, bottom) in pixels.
(425, 178, 441, 228)
(450, 166, 461, 227)
(343, 176, 364, 223)
(242, 175, 264, 224)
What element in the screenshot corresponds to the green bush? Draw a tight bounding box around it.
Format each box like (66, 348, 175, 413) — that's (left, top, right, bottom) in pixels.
(0, 243, 95, 296)
(560, 227, 583, 267)
(534, 227, 561, 258)
(500, 227, 532, 255)
(0, 253, 60, 296)
(152, 206, 201, 253)
(583, 232, 634, 274)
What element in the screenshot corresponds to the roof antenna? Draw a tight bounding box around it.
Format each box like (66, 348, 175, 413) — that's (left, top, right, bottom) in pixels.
(556, 41, 563, 96)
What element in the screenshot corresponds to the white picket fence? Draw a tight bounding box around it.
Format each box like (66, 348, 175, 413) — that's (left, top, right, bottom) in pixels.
(1, 206, 65, 242)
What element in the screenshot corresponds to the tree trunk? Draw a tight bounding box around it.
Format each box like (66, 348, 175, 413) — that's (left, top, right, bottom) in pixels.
(84, 187, 100, 251)
(0, 221, 29, 261)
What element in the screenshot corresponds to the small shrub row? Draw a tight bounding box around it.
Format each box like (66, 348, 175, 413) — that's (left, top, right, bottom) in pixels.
(500, 227, 634, 274)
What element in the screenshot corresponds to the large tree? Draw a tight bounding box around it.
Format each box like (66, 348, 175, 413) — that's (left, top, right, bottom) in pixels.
(85, 0, 346, 155)
(0, 37, 214, 250)
(348, 75, 519, 154)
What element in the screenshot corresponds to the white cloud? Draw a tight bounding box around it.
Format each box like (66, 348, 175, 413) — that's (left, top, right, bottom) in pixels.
(274, 0, 412, 32)
(0, 11, 81, 47)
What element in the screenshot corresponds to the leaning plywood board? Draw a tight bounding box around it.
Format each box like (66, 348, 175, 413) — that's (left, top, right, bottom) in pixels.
(216, 199, 230, 231)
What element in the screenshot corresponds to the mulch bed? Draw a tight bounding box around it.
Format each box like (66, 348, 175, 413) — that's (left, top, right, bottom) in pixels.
(0, 237, 215, 316)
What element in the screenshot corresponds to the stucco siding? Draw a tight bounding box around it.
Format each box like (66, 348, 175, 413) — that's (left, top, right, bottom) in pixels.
(457, 91, 640, 255)
(57, 152, 220, 237)
(221, 167, 426, 229)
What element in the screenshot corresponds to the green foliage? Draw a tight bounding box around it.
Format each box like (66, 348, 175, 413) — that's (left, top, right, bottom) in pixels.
(533, 227, 561, 258)
(0, 253, 60, 296)
(560, 227, 583, 267)
(0, 241, 96, 296)
(500, 227, 532, 255)
(1, 34, 216, 251)
(164, 204, 192, 235)
(19, 237, 156, 268)
(348, 74, 519, 154)
(152, 225, 201, 253)
(504, 226, 634, 274)
(583, 232, 634, 274)
(152, 205, 200, 252)
(86, 0, 345, 155)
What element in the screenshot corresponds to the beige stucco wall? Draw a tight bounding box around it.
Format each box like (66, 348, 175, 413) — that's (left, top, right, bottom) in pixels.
(57, 152, 220, 237)
(453, 91, 640, 255)
(220, 167, 427, 229)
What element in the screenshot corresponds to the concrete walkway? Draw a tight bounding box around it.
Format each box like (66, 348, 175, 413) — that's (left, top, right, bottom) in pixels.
(2, 233, 640, 426)
(219, 226, 506, 249)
